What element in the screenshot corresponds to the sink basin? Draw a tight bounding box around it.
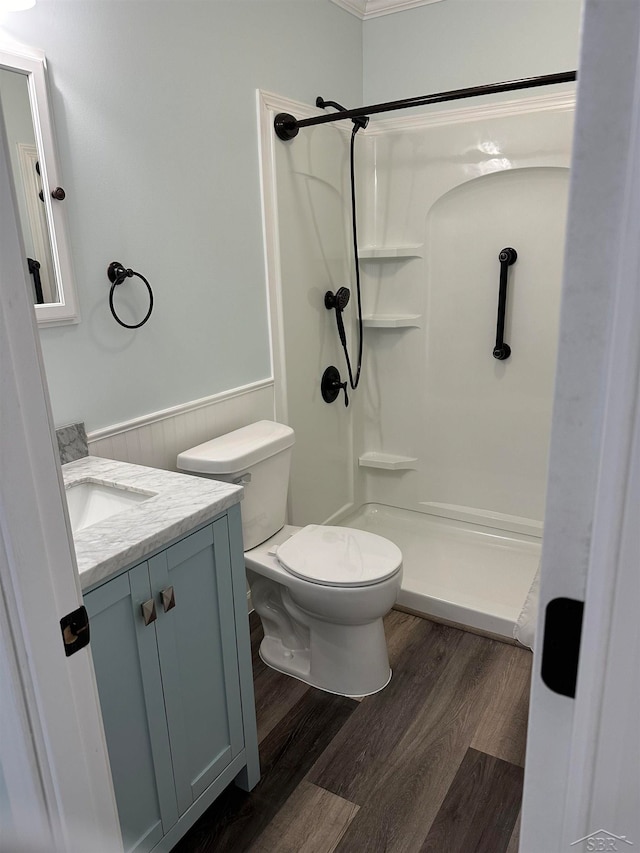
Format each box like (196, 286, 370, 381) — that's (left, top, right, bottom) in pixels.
(66, 480, 156, 534)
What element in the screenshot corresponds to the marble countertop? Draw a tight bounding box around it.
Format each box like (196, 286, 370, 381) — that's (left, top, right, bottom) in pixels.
(63, 456, 242, 591)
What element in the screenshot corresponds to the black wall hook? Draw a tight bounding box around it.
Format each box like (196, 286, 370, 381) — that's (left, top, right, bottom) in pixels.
(107, 261, 154, 329)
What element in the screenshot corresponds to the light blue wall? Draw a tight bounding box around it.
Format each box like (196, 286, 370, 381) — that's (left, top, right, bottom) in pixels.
(3, 1, 362, 431)
(363, 0, 583, 105)
(3, 1, 582, 433)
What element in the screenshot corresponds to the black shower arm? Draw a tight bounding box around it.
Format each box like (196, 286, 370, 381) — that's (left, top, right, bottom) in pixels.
(275, 71, 577, 139)
(316, 97, 369, 129)
(316, 97, 347, 112)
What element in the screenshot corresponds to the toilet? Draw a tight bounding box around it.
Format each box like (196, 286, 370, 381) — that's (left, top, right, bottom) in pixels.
(177, 420, 402, 697)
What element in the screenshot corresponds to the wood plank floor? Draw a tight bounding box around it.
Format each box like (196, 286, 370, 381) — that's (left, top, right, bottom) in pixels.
(172, 610, 531, 853)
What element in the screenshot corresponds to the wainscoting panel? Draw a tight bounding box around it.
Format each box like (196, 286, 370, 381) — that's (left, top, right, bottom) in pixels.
(87, 380, 275, 472)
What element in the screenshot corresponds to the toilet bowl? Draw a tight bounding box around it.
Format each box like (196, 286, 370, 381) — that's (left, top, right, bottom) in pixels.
(177, 421, 402, 697)
(246, 524, 402, 696)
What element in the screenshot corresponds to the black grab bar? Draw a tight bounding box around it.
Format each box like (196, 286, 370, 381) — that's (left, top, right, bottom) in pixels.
(493, 248, 517, 360)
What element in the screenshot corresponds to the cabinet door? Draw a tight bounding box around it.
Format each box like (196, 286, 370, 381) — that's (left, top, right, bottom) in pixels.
(150, 519, 244, 813)
(85, 565, 178, 853)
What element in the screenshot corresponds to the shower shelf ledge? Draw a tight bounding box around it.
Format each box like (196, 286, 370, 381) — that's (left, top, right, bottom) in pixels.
(359, 452, 418, 471)
(359, 245, 423, 260)
(363, 314, 421, 329)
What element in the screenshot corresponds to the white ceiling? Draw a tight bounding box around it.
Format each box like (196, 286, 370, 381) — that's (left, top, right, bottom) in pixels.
(329, 0, 444, 21)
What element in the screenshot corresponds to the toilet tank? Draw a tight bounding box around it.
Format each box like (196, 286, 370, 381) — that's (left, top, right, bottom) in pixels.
(177, 420, 295, 550)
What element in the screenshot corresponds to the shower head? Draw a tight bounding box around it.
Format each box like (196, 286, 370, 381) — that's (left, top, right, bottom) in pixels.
(324, 287, 350, 312)
(325, 288, 350, 350)
(335, 286, 351, 311)
(324, 287, 351, 349)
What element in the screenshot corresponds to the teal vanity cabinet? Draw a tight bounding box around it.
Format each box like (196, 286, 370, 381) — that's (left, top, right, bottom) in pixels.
(84, 505, 259, 853)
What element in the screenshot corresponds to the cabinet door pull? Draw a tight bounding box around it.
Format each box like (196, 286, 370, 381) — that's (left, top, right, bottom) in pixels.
(141, 598, 157, 626)
(161, 587, 176, 613)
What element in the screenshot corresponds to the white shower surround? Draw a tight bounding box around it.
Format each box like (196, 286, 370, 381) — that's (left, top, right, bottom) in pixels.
(259, 88, 575, 639)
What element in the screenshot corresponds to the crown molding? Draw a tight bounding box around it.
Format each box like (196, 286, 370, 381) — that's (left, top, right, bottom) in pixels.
(329, 0, 366, 18)
(329, 0, 445, 20)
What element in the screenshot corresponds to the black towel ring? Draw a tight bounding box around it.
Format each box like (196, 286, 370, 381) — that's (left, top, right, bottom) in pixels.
(107, 261, 154, 329)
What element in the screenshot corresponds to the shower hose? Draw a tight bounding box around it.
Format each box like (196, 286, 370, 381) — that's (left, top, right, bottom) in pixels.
(343, 121, 364, 391)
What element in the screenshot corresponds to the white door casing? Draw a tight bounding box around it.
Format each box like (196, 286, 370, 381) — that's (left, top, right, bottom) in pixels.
(0, 102, 121, 850)
(520, 1, 640, 850)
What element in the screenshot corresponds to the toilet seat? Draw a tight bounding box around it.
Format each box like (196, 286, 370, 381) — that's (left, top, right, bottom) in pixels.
(274, 525, 402, 588)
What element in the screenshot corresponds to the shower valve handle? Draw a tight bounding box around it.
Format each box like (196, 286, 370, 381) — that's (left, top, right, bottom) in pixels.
(321, 366, 349, 408)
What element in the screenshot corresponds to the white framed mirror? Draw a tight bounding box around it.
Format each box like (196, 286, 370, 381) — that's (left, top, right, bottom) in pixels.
(0, 44, 79, 326)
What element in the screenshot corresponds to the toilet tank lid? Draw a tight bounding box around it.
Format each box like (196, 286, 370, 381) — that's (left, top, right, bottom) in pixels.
(177, 420, 295, 474)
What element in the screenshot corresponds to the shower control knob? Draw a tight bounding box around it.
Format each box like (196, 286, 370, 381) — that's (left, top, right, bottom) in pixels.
(321, 366, 349, 407)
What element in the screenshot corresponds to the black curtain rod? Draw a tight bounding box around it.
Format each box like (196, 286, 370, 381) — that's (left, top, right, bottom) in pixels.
(274, 71, 577, 140)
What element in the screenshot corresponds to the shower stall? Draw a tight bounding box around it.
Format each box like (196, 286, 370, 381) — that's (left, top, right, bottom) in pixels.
(258, 79, 575, 640)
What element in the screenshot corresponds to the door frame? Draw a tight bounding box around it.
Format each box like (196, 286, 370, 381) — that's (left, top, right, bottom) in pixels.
(520, 1, 640, 850)
(0, 106, 121, 848)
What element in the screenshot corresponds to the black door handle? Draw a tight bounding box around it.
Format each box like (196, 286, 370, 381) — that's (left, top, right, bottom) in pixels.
(541, 597, 584, 698)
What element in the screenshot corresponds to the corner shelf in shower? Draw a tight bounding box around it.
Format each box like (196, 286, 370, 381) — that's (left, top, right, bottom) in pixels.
(359, 452, 418, 470)
(363, 314, 421, 328)
(362, 314, 421, 329)
(359, 245, 423, 260)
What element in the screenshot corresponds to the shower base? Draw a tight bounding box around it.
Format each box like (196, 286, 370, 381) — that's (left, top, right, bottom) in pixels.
(339, 503, 540, 640)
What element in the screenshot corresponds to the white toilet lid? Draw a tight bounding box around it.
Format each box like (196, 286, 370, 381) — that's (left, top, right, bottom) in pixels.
(275, 525, 402, 587)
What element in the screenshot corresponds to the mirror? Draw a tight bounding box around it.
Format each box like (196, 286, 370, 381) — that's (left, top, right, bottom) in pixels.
(0, 46, 79, 325)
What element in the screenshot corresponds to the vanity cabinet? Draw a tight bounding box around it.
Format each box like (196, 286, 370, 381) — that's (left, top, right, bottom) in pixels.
(84, 507, 259, 853)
